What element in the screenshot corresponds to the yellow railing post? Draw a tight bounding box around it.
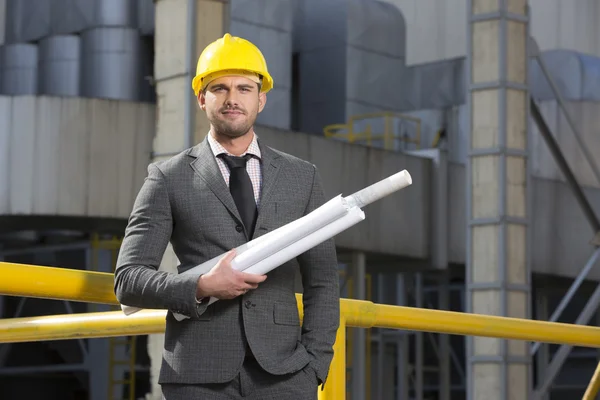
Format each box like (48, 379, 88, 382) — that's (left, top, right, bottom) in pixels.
(583, 361, 600, 400)
(319, 318, 346, 400)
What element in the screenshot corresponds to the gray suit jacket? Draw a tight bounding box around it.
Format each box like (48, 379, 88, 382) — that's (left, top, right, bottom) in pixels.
(114, 136, 340, 387)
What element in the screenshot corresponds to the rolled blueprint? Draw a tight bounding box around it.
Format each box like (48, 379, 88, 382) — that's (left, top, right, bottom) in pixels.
(121, 169, 412, 318)
(205, 206, 366, 306)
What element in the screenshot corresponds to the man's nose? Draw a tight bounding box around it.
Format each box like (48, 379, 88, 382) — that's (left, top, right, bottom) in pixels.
(224, 90, 240, 105)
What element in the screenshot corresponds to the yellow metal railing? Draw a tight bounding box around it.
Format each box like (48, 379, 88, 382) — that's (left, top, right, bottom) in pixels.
(323, 112, 422, 151)
(2, 262, 600, 399)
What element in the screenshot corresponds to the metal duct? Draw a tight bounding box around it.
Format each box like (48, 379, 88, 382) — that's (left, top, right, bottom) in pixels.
(231, 0, 294, 130)
(137, 0, 155, 35)
(94, 0, 137, 27)
(51, 0, 94, 35)
(38, 35, 81, 96)
(4, 0, 50, 43)
(295, 0, 406, 134)
(80, 27, 142, 101)
(0, 43, 38, 95)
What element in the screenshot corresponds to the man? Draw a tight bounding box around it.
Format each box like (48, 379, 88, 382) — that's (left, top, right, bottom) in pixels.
(114, 33, 340, 399)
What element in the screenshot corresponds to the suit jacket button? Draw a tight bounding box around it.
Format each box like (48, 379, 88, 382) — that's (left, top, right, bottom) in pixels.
(236, 225, 243, 232)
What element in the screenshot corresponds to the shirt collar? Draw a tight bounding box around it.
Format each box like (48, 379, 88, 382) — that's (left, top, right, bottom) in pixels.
(207, 131, 261, 160)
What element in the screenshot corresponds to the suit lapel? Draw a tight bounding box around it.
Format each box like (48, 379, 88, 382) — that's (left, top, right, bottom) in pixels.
(254, 141, 282, 235)
(189, 139, 242, 224)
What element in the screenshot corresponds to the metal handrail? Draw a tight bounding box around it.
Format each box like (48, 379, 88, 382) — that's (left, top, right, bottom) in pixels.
(323, 111, 422, 151)
(2, 262, 600, 399)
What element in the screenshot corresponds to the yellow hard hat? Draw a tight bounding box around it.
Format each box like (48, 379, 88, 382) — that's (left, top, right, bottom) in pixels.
(192, 33, 274, 96)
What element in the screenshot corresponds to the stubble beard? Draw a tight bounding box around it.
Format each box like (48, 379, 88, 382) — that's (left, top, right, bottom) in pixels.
(211, 111, 257, 139)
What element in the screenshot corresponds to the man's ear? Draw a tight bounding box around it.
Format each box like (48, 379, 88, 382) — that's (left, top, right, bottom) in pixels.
(198, 91, 206, 111)
(258, 92, 267, 113)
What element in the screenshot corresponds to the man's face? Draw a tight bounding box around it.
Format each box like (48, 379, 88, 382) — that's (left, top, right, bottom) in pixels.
(199, 75, 266, 138)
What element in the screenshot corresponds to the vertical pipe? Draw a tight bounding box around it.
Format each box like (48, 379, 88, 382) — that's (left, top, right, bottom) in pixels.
(415, 273, 424, 400)
(439, 273, 451, 400)
(184, 0, 197, 149)
(397, 274, 409, 400)
(583, 362, 600, 400)
(352, 252, 366, 399)
(319, 319, 346, 400)
(377, 274, 385, 400)
(534, 288, 550, 400)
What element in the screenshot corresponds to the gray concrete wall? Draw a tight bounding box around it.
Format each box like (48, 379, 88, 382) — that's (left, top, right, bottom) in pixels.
(254, 125, 431, 259)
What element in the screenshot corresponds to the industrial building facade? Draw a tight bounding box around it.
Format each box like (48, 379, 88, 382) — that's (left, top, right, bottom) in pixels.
(1, 0, 600, 399)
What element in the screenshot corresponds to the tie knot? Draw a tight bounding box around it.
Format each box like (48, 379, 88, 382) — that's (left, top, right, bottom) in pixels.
(220, 154, 253, 169)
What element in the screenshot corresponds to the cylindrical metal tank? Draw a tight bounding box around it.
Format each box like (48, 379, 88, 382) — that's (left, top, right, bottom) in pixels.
(94, 0, 137, 27)
(51, 0, 94, 35)
(0, 44, 38, 95)
(38, 35, 81, 96)
(80, 27, 142, 101)
(4, 0, 50, 43)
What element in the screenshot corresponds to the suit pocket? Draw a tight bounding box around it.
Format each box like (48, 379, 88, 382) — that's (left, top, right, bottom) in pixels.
(273, 302, 300, 326)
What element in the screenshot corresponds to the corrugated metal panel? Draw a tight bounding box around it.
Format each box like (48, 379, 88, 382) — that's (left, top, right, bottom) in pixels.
(87, 99, 120, 216)
(80, 27, 142, 101)
(2, 97, 155, 219)
(115, 102, 139, 216)
(9, 97, 36, 215)
(33, 98, 61, 214)
(57, 99, 89, 215)
(0, 44, 38, 95)
(0, 96, 10, 214)
(38, 35, 81, 96)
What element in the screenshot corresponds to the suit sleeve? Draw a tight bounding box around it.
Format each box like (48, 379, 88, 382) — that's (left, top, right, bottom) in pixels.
(298, 165, 341, 386)
(114, 163, 205, 319)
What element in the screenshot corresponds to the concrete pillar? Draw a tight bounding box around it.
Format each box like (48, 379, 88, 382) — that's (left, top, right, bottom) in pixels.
(148, 1, 227, 399)
(153, 0, 228, 163)
(466, 1, 531, 399)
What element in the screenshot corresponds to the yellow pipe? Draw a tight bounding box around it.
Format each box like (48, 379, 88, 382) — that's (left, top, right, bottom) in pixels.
(1, 298, 600, 349)
(583, 361, 600, 400)
(2, 264, 600, 347)
(0, 262, 118, 305)
(319, 318, 346, 400)
(339, 299, 600, 348)
(0, 309, 166, 343)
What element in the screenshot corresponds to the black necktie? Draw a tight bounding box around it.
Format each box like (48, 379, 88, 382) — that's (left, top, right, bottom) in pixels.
(220, 154, 258, 237)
